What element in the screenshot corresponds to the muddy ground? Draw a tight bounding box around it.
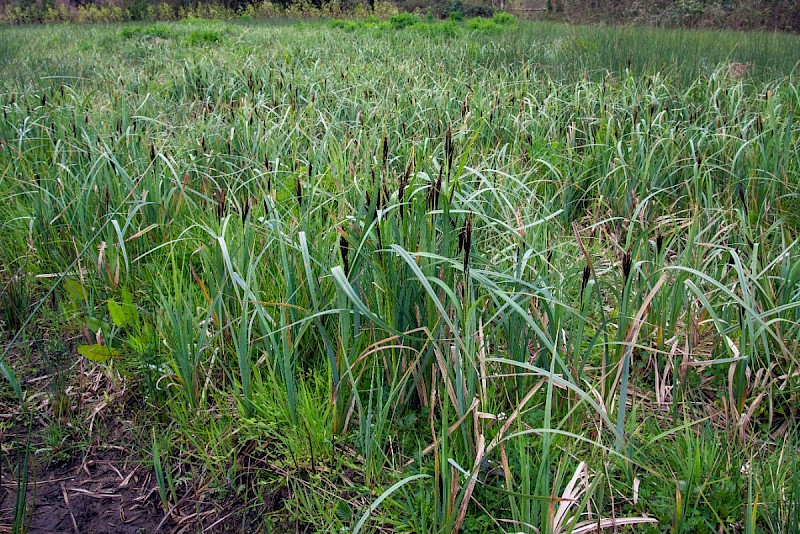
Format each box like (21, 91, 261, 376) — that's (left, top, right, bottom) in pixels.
(0, 447, 164, 533)
(0, 350, 309, 534)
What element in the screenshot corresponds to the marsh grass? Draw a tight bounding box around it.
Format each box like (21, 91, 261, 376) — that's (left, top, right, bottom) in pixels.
(1, 18, 799, 532)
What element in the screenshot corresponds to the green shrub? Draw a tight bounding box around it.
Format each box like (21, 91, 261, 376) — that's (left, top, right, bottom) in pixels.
(414, 20, 459, 36)
(283, 0, 321, 19)
(120, 25, 144, 38)
(321, 0, 345, 18)
(328, 18, 361, 31)
(389, 12, 419, 29)
(465, 16, 499, 30)
(237, 1, 280, 19)
(149, 23, 178, 37)
(180, 15, 211, 25)
(186, 29, 222, 45)
(150, 2, 174, 20)
(42, 4, 73, 23)
(492, 11, 515, 24)
(71, 2, 126, 22)
(443, 0, 462, 18)
(448, 10, 463, 21)
(462, 0, 494, 18)
(372, 0, 398, 19)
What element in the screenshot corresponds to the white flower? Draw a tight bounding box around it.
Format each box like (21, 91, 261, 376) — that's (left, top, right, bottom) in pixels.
(740, 462, 750, 475)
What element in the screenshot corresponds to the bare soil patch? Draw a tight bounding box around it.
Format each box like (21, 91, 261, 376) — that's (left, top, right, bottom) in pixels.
(1, 446, 164, 534)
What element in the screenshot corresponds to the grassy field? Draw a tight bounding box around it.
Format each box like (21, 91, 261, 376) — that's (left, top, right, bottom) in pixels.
(1, 17, 799, 533)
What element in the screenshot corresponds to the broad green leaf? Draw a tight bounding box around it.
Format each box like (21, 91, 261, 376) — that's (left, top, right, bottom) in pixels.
(121, 289, 138, 323)
(108, 299, 127, 327)
(77, 344, 120, 362)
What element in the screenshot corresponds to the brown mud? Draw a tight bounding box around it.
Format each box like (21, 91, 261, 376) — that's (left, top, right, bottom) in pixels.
(0, 447, 164, 534)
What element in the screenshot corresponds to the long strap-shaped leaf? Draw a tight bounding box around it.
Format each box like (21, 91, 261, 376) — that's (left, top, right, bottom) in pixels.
(352, 474, 430, 534)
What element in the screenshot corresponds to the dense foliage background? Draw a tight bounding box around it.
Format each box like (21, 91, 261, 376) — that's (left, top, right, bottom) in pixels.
(0, 0, 798, 31)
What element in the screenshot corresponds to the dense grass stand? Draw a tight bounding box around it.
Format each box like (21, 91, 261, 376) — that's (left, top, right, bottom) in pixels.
(0, 18, 799, 533)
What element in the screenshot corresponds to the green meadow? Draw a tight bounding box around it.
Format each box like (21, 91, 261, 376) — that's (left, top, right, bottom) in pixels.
(1, 17, 799, 533)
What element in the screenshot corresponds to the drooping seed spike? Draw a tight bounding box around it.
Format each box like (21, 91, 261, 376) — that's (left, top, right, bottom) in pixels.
(382, 133, 388, 168)
(296, 176, 303, 209)
(428, 167, 442, 211)
(399, 159, 411, 202)
(217, 189, 227, 222)
(738, 185, 748, 218)
(339, 231, 350, 276)
(460, 213, 473, 276)
(242, 197, 250, 224)
(622, 252, 632, 284)
(581, 264, 591, 297)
